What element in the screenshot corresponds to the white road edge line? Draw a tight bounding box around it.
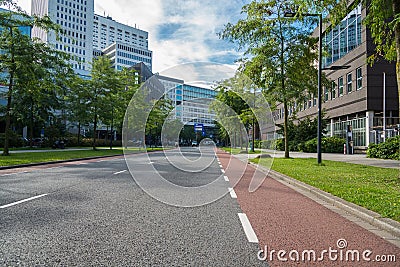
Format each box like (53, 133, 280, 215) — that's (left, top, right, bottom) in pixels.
(224, 175, 229, 182)
(0, 194, 48, 209)
(228, 188, 237, 198)
(238, 213, 259, 243)
(114, 170, 127, 175)
(221, 169, 225, 173)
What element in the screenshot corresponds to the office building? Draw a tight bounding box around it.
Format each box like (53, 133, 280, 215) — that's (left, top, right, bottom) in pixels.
(102, 41, 152, 71)
(93, 14, 152, 71)
(31, 0, 94, 77)
(273, 2, 399, 149)
(0, 7, 32, 107)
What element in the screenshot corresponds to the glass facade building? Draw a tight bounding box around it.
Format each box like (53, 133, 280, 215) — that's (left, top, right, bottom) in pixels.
(322, 4, 362, 68)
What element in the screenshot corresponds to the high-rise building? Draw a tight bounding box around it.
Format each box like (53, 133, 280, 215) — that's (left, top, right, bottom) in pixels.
(31, 0, 94, 77)
(93, 14, 152, 71)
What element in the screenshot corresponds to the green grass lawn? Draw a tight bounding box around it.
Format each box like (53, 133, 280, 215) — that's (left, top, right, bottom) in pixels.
(0, 149, 124, 167)
(221, 147, 261, 154)
(252, 157, 400, 222)
(0, 146, 169, 167)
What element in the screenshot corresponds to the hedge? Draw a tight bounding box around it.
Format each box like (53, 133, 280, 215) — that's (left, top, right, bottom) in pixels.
(367, 135, 400, 160)
(275, 136, 345, 153)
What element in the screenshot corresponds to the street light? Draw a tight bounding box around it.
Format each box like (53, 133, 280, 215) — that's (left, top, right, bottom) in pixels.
(284, 11, 323, 164)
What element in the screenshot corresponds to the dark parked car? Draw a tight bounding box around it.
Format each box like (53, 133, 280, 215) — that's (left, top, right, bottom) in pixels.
(52, 140, 65, 149)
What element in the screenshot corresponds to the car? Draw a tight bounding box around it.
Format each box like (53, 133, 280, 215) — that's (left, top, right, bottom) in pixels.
(191, 141, 198, 147)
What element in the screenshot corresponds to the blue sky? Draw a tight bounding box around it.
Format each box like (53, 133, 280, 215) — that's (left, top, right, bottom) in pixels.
(11, 0, 249, 73)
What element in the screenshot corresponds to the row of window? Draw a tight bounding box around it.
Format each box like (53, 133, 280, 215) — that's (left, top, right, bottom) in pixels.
(55, 43, 86, 55)
(57, 0, 88, 9)
(56, 5, 87, 16)
(56, 12, 87, 24)
(327, 67, 362, 101)
(274, 67, 364, 121)
(117, 51, 151, 61)
(117, 44, 151, 57)
(117, 52, 151, 64)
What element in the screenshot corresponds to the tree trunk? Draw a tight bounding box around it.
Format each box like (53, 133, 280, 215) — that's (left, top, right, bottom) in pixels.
(92, 113, 98, 150)
(2, 27, 14, 156)
(394, 0, 400, 115)
(29, 99, 34, 147)
(3, 80, 13, 156)
(77, 122, 81, 146)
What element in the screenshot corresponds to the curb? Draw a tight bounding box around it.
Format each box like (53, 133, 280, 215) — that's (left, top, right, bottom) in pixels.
(246, 161, 400, 239)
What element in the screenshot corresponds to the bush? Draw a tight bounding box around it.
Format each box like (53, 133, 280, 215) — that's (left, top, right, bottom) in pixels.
(303, 137, 346, 153)
(0, 132, 25, 148)
(65, 137, 122, 148)
(276, 139, 284, 151)
(367, 136, 400, 160)
(261, 139, 277, 149)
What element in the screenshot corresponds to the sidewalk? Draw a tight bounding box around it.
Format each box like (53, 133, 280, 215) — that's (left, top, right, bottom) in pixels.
(261, 149, 399, 169)
(217, 150, 399, 266)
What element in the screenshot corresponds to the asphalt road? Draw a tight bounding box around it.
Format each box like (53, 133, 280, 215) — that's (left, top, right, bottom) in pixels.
(0, 148, 267, 266)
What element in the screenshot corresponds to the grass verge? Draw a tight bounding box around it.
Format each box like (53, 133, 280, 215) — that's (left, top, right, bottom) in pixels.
(0, 149, 124, 167)
(251, 157, 400, 222)
(0, 147, 170, 167)
(221, 147, 261, 154)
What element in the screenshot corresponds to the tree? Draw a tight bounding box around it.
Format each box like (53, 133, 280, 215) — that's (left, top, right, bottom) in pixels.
(87, 56, 121, 150)
(65, 76, 92, 145)
(211, 77, 254, 150)
(294, 0, 400, 114)
(145, 98, 173, 148)
(219, 0, 320, 158)
(107, 67, 138, 149)
(0, 2, 70, 155)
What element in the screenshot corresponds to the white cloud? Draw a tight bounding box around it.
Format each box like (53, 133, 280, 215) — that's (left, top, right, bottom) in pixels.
(11, 0, 246, 74)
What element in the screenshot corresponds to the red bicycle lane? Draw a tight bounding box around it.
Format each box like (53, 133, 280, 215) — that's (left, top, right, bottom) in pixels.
(216, 150, 399, 267)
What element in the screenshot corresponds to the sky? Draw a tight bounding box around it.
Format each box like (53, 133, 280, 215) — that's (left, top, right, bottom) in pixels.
(9, 0, 249, 74)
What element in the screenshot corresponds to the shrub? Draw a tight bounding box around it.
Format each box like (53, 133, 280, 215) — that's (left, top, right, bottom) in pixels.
(303, 137, 345, 153)
(367, 136, 400, 160)
(260, 140, 277, 149)
(0, 132, 25, 148)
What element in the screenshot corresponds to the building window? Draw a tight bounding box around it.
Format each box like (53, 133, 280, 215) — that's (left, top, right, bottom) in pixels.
(338, 77, 344, 96)
(356, 67, 362, 90)
(331, 81, 336, 99)
(324, 86, 329, 101)
(347, 73, 352, 93)
(322, 3, 362, 67)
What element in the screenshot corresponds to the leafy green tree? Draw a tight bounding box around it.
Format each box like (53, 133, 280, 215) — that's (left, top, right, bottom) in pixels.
(65, 76, 91, 145)
(219, 0, 321, 158)
(294, 0, 400, 113)
(145, 98, 173, 148)
(106, 67, 138, 149)
(87, 56, 121, 150)
(0, 2, 70, 155)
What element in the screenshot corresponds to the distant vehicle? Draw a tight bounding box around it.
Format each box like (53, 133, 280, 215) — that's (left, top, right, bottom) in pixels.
(191, 141, 198, 147)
